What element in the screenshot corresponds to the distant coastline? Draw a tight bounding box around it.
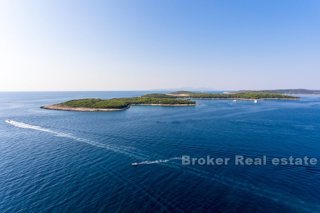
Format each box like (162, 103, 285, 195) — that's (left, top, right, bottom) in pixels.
(237, 89, 320, 95)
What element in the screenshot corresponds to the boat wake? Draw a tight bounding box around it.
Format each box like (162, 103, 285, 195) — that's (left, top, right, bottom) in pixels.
(5, 119, 71, 137)
(5, 119, 147, 159)
(5, 120, 320, 211)
(131, 157, 181, 166)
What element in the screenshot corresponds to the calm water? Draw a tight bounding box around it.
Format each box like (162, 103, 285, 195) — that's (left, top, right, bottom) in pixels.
(1, 92, 320, 213)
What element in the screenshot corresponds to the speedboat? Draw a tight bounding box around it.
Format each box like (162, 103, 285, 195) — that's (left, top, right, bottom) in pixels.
(131, 162, 139, 166)
(5, 119, 13, 124)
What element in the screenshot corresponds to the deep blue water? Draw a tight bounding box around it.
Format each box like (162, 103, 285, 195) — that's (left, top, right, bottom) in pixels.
(1, 92, 320, 213)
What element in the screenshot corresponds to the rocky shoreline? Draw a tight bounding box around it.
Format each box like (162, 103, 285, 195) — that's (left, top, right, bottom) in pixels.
(131, 103, 196, 107)
(40, 105, 128, 112)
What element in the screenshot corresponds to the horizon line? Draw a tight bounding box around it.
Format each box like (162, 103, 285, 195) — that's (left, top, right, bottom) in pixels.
(0, 88, 318, 92)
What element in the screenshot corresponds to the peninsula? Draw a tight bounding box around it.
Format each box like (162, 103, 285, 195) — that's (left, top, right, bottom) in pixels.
(41, 91, 298, 112)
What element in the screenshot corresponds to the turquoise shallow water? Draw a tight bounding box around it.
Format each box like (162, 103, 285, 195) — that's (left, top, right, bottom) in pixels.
(1, 92, 320, 212)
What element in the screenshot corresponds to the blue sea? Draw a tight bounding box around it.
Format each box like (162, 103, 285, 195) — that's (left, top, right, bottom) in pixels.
(1, 92, 320, 213)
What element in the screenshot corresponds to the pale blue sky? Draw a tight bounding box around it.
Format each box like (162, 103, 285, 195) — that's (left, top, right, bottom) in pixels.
(1, 0, 319, 91)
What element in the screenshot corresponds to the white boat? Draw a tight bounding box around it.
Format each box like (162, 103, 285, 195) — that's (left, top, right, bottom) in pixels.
(233, 100, 237, 102)
(5, 119, 13, 124)
(254, 100, 258, 103)
(131, 162, 139, 166)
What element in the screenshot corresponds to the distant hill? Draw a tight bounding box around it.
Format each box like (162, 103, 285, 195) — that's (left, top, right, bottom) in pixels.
(237, 89, 320, 95)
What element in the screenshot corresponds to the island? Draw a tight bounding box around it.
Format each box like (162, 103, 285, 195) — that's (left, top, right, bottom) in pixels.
(41, 96, 196, 112)
(41, 91, 298, 112)
(166, 91, 299, 100)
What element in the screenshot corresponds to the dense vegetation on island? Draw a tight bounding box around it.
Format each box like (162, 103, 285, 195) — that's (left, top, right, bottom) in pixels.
(55, 96, 196, 109)
(42, 91, 298, 112)
(166, 91, 298, 99)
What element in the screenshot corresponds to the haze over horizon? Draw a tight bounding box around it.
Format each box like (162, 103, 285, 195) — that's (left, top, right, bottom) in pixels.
(1, 0, 320, 91)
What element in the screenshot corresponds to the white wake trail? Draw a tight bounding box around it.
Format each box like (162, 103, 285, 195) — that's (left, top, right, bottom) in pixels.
(6, 120, 182, 166)
(131, 157, 181, 166)
(5, 119, 146, 159)
(6, 119, 68, 136)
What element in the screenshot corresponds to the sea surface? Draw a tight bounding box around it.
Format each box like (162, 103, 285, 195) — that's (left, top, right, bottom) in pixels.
(1, 92, 320, 213)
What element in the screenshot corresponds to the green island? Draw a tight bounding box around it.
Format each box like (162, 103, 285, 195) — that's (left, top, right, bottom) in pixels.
(41, 91, 298, 112)
(166, 91, 298, 99)
(41, 95, 196, 112)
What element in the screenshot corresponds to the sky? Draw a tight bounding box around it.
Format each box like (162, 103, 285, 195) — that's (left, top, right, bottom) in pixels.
(0, 0, 319, 91)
